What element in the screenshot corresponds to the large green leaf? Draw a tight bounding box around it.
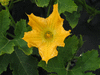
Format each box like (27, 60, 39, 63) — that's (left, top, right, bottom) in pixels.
(13, 38, 33, 55)
(35, 0, 50, 7)
(10, 48, 39, 75)
(64, 11, 80, 29)
(38, 57, 66, 75)
(0, 33, 14, 55)
(85, 72, 95, 75)
(14, 19, 32, 55)
(73, 50, 100, 72)
(64, 6, 82, 29)
(58, 0, 77, 14)
(68, 69, 95, 75)
(58, 35, 79, 64)
(14, 19, 27, 39)
(32, 47, 40, 56)
(48, 74, 57, 75)
(0, 54, 11, 74)
(0, 10, 10, 34)
(67, 50, 100, 75)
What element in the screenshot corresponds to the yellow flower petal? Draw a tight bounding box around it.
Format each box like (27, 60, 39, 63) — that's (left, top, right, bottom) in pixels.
(54, 26, 71, 47)
(22, 3, 71, 64)
(27, 13, 46, 31)
(46, 3, 64, 29)
(38, 42, 58, 64)
(22, 30, 42, 48)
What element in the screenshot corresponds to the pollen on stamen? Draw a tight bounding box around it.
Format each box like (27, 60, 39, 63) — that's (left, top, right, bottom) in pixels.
(44, 31, 53, 40)
(46, 33, 51, 38)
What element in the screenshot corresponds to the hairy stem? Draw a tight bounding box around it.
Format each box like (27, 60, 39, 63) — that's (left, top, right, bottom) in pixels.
(7, 32, 15, 38)
(66, 61, 71, 71)
(5, 6, 16, 27)
(47, 3, 51, 17)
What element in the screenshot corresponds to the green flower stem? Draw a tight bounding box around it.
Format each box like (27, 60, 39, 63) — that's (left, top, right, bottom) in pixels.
(9, 0, 14, 10)
(76, 0, 100, 15)
(5, 6, 16, 27)
(7, 32, 15, 38)
(66, 61, 71, 71)
(47, 3, 51, 17)
(47, 0, 54, 17)
(13, 0, 22, 3)
(9, 11, 16, 27)
(5, 6, 16, 38)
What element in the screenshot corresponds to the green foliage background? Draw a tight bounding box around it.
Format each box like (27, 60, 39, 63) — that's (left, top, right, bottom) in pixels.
(0, 0, 100, 75)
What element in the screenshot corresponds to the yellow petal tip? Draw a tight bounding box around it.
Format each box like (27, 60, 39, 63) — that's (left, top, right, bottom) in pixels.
(69, 30, 71, 32)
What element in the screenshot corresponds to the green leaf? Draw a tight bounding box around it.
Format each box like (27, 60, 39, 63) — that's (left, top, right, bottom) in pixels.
(14, 19, 27, 39)
(0, 10, 10, 34)
(64, 11, 80, 29)
(48, 74, 57, 75)
(10, 48, 39, 75)
(58, 35, 79, 64)
(0, 33, 14, 55)
(38, 58, 66, 75)
(68, 68, 84, 75)
(35, 0, 50, 7)
(26, 25, 32, 31)
(14, 19, 32, 55)
(85, 72, 95, 75)
(0, 54, 11, 74)
(98, 45, 100, 49)
(13, 38, 33, 55)
(63, 5, 82, 29)
(32, 47, 40, 56)
(67, 50, 100, 75)
(58, 0, 78, 14)
(73, 50, 100, 72)
(68, 70, 95, 75)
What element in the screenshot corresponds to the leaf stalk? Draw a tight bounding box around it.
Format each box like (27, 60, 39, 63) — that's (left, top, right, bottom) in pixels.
(7, 32, 15, 38)
(66, 61, 71, 71)
(47, 0, 52, 17)
(5, 6, 16, 28)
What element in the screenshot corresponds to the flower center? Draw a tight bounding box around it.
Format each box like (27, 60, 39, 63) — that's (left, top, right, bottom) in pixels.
(44, 31, 53, 40)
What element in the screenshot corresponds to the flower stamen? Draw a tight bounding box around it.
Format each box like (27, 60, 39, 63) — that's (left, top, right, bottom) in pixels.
(44, 31, 53, 40)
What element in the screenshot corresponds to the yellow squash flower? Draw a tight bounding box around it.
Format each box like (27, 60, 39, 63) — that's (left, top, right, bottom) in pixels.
(22, 3, 71, 64)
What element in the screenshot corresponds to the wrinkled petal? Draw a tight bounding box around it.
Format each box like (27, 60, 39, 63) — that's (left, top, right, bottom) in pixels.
(22, 30, 42, 48)
(54, 29, 71, 47)
(46, 3, 64, 29)
(27, 13, 47, 31)
(38, 42, 58, 64)
(53, 24, 71, 47)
